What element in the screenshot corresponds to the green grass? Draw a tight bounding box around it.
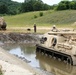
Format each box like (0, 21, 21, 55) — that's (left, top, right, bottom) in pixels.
(0, 69, 3, 75)
(4, 11, 48, 27)
(4, 10, 76, 28)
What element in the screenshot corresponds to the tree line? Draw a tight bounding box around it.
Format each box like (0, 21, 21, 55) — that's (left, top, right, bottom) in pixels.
(0, 0, 51, 15)
(0, 0, 21, 15)
(56, 0, 76, 10)
(20, 0, 51, 12)
(0, 0, 76, 15)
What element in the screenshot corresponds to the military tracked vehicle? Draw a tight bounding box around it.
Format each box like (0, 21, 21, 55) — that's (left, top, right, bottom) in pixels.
(36, 29, 76, 65)
(36, 53, 76, 75)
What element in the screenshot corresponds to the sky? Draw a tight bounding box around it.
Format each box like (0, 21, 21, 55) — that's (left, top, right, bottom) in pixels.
(12, 0, 72, 5)
(42, 0, 62, 5)
(12, 0, 61, 5)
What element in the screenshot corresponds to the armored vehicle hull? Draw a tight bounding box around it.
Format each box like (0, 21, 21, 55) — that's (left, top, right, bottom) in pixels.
(36, 31, 76, 65)
(36, 52, 76, 75)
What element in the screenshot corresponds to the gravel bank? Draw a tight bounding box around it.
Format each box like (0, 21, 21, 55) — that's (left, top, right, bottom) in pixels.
(0, 32, 41, 44)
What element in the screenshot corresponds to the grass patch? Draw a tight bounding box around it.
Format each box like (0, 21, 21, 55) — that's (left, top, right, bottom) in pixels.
(0, 69, 3, 75)
(3, 10, 76, 29)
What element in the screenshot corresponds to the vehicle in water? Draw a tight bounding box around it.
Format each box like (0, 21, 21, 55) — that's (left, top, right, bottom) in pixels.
(36, 53, 76, 75)
(36, 29, 76, 65)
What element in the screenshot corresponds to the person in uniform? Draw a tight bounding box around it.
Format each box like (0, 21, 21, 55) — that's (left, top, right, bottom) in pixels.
(51, 25, 59, 32)
(34, 23, 36, 33)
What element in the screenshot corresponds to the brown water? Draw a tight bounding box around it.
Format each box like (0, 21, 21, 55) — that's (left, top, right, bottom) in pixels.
(1, 43, 76, 75)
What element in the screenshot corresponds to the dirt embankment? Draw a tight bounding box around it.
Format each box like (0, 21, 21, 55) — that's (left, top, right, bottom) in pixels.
(0, 32, 41, 44)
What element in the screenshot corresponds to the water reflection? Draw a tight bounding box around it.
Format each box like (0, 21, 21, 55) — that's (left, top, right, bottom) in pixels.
(2, 43, 35, 54)
(1, 43, 40, 67)
(36, 53, 76, 75)
(1, 43, 76, 75)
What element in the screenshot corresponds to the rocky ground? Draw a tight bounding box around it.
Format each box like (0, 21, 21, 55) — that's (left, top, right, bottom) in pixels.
(0, 32, 41, 44)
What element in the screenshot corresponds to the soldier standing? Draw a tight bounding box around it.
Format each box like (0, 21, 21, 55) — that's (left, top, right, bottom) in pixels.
(34, 23, 36, 33)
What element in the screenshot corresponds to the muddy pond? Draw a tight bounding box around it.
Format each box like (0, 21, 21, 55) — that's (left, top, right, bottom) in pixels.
(1, 43, 76, 75)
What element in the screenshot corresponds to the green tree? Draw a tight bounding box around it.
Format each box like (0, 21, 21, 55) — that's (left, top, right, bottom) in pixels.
(33, 1, 43, 11)
(70, 1, 76, 9)
(0, 0, 21, 15)
(42, 4, 50, 10)
(0, 4, 8, 14)
(56, 2, 66, 10)
(20, 0, 35, 12)
(56, 1, 70, 10)
(20, 0, 51, 13)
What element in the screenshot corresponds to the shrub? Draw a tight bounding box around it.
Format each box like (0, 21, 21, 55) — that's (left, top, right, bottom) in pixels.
(39, 12, 43, 17)
(34, 15, 38, 18)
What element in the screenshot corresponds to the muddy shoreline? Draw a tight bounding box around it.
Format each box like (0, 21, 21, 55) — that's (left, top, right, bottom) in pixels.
(0, 47, 50, 75)
(0, 32, 49, 75)
(0, 32, 41, 44)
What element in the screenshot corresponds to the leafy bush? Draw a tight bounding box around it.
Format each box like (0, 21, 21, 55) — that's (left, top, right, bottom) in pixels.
(39, 12, 43, 17)
(34, 15, 38, 18)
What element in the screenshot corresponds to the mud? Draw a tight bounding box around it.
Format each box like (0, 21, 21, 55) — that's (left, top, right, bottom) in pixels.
(0, 32, 41, 44)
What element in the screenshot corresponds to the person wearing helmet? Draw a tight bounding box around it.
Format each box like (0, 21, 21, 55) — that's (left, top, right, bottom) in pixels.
(51, 25, 59, 32)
